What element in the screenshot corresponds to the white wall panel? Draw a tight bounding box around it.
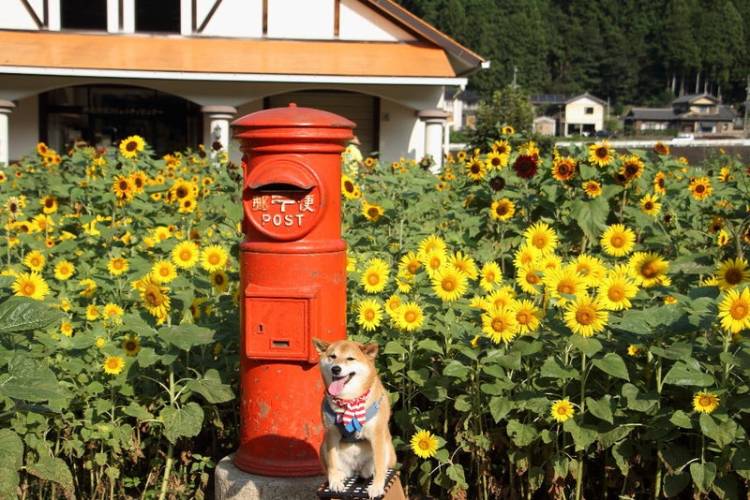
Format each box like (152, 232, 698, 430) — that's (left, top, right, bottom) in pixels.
(339, 0, 415, 41)
(9, 95, 38, 162)
(267, 0, 334, 39)
(0, 0, 40, 30)
(199, 0, 263, 38)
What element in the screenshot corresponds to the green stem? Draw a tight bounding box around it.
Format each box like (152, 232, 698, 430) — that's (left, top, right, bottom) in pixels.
(575, 353, 586, 500)
(158, 368, 176, 500)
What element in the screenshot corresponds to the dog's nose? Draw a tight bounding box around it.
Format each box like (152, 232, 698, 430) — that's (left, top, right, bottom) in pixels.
(331, 365, 342, 376)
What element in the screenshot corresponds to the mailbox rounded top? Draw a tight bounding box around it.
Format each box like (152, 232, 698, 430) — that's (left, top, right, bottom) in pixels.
(232, 103, 355, 131)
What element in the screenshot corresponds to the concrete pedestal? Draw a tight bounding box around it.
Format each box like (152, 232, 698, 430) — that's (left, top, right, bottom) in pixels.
(215, 454, 324, 500)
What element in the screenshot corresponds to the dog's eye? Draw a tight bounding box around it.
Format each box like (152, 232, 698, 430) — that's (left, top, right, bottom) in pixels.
(329, 354, 336, 360)
(346, 357, 355, 361)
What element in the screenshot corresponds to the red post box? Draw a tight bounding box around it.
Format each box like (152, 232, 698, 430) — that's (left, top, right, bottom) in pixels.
(231, 104, 355, 476)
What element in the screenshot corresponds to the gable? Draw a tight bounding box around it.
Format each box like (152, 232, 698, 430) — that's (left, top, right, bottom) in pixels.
(566, 97, 602, 109)
(692, 97, 716, 106)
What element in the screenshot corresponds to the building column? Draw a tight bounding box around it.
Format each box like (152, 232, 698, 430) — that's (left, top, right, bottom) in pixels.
(202, 105, 237, 154)
(418, 109, 449, 172)
(0, 100, 15, 166)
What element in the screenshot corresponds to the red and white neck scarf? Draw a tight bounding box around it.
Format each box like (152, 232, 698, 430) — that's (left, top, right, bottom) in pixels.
(330, 390, 370, 430)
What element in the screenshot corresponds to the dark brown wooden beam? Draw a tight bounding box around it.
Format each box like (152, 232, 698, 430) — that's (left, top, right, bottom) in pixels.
(334, 0, 340, 37)
(262, 0, 268, 35)
(197, 0, 222, 33)
(20, 0, 44, 29)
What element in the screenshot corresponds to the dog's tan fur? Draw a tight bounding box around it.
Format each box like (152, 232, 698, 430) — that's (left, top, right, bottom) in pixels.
(313, 338, 397, 498)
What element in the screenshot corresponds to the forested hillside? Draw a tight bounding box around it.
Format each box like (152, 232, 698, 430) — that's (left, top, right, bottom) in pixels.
(397, 0, 750, 109)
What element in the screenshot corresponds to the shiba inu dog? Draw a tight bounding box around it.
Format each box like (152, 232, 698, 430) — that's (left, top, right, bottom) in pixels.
(313, 338, 397, 498)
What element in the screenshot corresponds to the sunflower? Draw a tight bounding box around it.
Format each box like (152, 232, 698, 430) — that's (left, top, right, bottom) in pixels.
(362, 201, 385, 222)
(550, 399, 575, 423)
(54, 260, 75, 281)
(129, 170, 147, 193)
(200, 245, 229, 272)
(122, 335, 141, 356)
(448, 251, 478, 279)
(60, 321, 73, 337)
(486, 150, 508, 170)
(396, 302, 424, 332)
(23, 250, 45, 271)
(481, 307, 517, 344)
(103, 355, 125, 375)
(564, 295, 608, 337)
(718, 287, 750, 333)
(639, 193, 661, 217)
(513, 154, 539, 179)
(541, 254, 562, 273)
(492, 139, 511, 156)
(627, 345, 641, 356)
(716, 258, 748, 290)
(544, 267, 584, 305)
(36, 142, 49, 156)
(692, 392, 720, 414)
(431, 267, 467, 302)
(597, 274, 638, 311)
(421, 250, 447, 278)
(484, 286, 515, 311)
(689, 176, 712, 201)
(524, 221, 558, 255)
(86, 304, 99, 321)
(465, 158, 487, 181)
(172, 241, 200, 269)
(653, 171, 666, 194)
(515, 264, 544, 295)
(501, 125, 515, 135)
(76, 279, 96, 299)
(600, 224, 636, 257)
(385, 294, 402, 319)
(107, 257, 129, 276)
(361, 258, 389, 293)
(619, 154, 645, 183)
(629, 252, 669, 288)
(410, 430, 439, 459)
(511, 299, 541, 334)
(150, 260, 177, 284)
(513, 244, 541, 270)
(40, 195, 58, 214)
(653, 142, 670, 156)
(31, 214, 54, 233)
(12, 272, 49, 300)
(178, 197, 197, 213)
(552, 156, 577, 182)
(341, 175, 359, 200)
(490, 198, 515, 221)
(209, 270, 229, 292)
(588, 141, 614, 167)
(357, 299, 383, 331)
(717, 229, 731, 247)
(136, 276, 171, 322)
(399, 251, 421, 276)
(480, 261, 502, 291)
(418, 235, 447, 256)
(119, 135, 145, 159)
(571, 256, 606, 288)
(583, 180, 602, 198)
(112, 175, 135, 202)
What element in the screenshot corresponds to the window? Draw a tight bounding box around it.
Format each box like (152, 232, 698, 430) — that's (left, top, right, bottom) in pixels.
(136, 0, 180, 33)
(61, 0, 107, 30)
(584, 107, 594, 115)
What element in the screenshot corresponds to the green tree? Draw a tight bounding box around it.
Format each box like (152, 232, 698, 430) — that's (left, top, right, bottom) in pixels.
(468, 85, 535, 148)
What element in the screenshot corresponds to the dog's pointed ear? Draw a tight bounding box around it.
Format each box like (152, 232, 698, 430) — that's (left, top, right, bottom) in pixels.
(312, 338, 330, 356)
(360, 343, 379, 360)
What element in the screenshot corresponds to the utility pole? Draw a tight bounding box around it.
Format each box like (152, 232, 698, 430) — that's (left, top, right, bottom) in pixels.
(744, 75, 750, 136)
(511, 66, 518, 89)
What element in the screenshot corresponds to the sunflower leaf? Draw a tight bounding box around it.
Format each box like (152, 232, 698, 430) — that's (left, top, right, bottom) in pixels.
(0, 297, 64, 334)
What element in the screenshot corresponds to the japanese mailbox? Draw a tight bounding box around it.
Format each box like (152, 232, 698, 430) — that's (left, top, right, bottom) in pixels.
(232, 104, 355, 476)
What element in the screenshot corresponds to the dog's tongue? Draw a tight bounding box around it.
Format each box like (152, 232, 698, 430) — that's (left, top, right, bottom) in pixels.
(328, 378, 347, 396)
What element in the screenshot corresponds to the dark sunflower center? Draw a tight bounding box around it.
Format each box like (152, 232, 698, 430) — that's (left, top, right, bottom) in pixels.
(725, 268, 743, 285)
(126, 141, 137, 152)
(576, 307, 594, 325)
(368, 207, 379, 218)
(344, 181, 354, 192)
(596, 147, 608, 158)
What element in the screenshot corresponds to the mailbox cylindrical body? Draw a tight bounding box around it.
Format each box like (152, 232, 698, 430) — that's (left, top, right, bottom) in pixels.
(232, 104, 354, 476)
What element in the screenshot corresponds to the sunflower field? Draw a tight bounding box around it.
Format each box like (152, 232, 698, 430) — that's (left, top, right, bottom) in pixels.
(0, 133, 749, 499)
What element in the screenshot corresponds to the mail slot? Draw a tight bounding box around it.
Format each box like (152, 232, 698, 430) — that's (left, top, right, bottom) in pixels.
(231, 103, 354, 476)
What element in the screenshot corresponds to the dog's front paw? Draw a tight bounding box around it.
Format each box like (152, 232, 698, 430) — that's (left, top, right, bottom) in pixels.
(328, 472, 347, 492)
(367, 482, 385, 499)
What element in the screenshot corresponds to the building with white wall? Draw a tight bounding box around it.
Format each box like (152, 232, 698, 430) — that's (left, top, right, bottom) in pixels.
(0, 0, 486, 168)
(531, 93, 606, 137)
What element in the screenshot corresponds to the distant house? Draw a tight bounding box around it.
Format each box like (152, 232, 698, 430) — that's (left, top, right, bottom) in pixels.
(531, 93, 606, 136)
(444, 88, 482, 131)
(625, 94, 735, 134)
(533, 116, 556, 136)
